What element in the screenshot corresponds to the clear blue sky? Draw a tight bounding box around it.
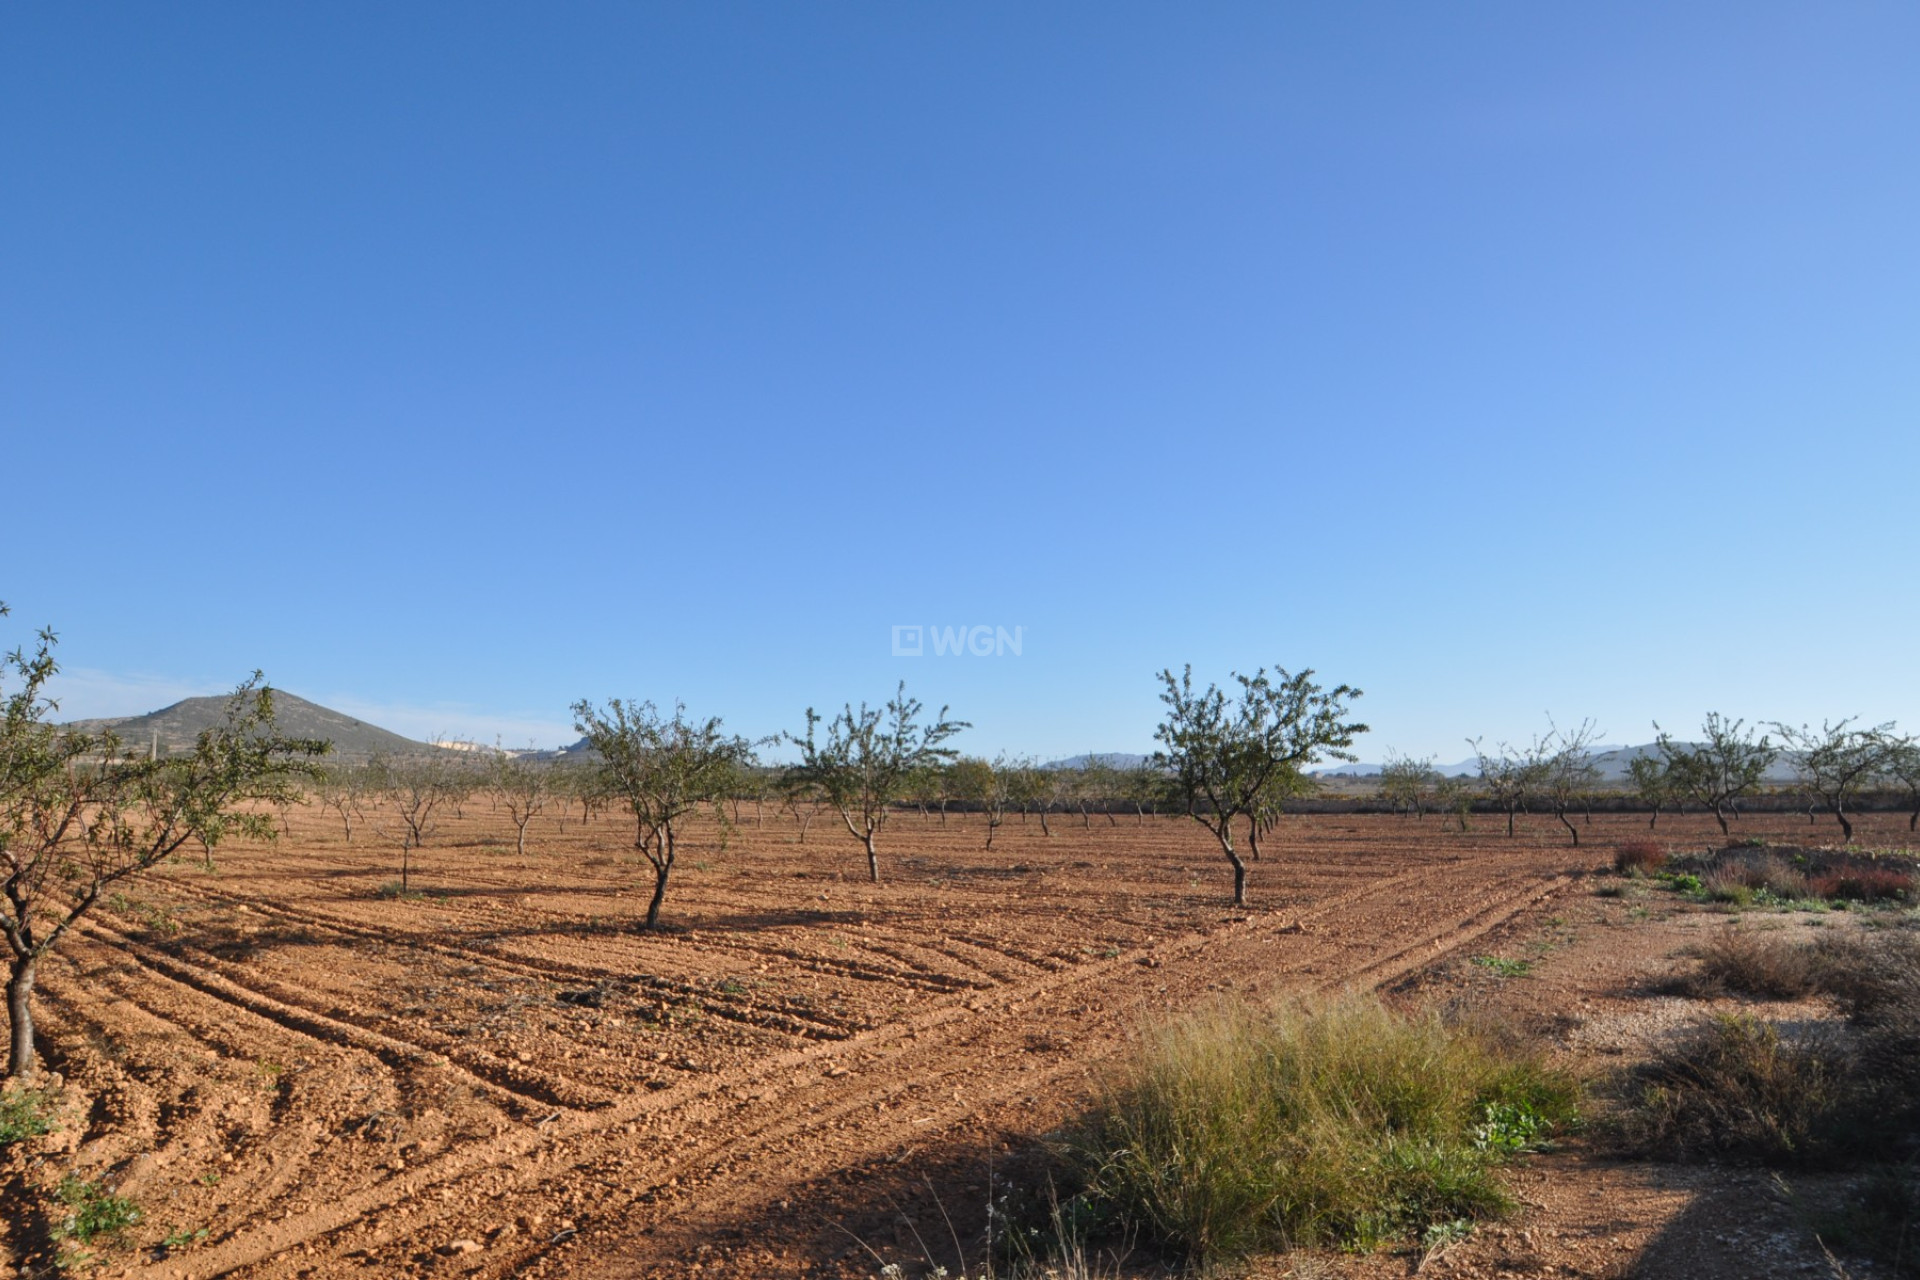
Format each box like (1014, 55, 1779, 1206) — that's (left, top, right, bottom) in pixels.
(5, 3, 1916, 762)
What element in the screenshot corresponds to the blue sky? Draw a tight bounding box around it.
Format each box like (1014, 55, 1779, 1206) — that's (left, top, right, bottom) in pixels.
(4, 3, 1916, 761)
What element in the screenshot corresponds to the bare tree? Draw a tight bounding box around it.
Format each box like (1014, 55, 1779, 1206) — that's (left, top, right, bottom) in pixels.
(1540, 719, 1602, 846)
(1470, 736, 1551, 838)
(1773, 719, 1894, 845)
(1, 615, 326, 1076)
(1656, 714, 1777, 838)
(784, 683, 967, 883)
(1012, 762, 1058, 836)
(1154, 664, 1366, 907)
(488, 753, 551, 858)
(316, 762, 377, 844)
(572, 699, 758, 929)
(377, 755, 458, 892)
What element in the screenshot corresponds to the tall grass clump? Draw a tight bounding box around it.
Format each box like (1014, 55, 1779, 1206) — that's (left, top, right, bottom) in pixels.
(1065, 996, 1577, 1261)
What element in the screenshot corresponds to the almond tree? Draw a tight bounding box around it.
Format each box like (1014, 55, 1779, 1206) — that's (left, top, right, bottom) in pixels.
(1154, 664, 1366, 907)
(1772, 718, 1894, 845)
(950, 755, 1016, 850)
(375, 754, 459, 892)
(1656, 714, 1778, 837)
(1378, 752, 1438, 818)
(784, 683, 966, 883)
(1882, 734, 1920, 833)
(572, 699, 758, 927)
(488, 752, 551, 857)
(1540, 719, 1602, 846)
(1469, 735, 1551, 838)
(1, 613, 325, 1076)
(1626, 753, 1674, 830)
(316, 761, 377, 844)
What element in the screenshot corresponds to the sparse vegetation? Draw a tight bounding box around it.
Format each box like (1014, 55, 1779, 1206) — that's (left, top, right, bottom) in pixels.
(0, 1083, 52, 1144)
(1064, 995, 1576, 1261)
(52, 1174, 141, 1244)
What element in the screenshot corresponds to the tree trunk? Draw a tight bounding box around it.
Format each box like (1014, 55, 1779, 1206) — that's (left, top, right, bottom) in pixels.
(1246, 813, 1264, 863)
(516, 820, 528, 858)
(1713, 803, 1729, 837)
(1909, 805, 1917, 832)
(1505, 805, 1516, 838)
(1834, 803, 1854, 844)
(6, 957, 36, 1079)
(1648, 805, 1659, 830)
(1557, 807, 1579, 847)
(644, 864, 668, 929)
(1038, 808, 1052, 837)
(864, 832, 880, 883)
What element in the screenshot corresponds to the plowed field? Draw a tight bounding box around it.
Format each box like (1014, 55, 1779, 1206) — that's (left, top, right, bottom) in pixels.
(12, 806, 1903, 1278)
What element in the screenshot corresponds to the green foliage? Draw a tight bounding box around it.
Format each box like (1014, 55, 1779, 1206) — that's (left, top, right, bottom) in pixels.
(2, 603, 328, 1076)
(0, 1085, 52, 1144)
(1473, 1099, 1557, 1154)
(1471, 955, 1532, 978)
(1153, 664, 1365, 903)
(782, 682, 966, 880)
(1065, 996, 1576, 1261)
(53, 1175, 141, 1243)
(573, 698, 761, 924)
(1654, 714, 1777, 832)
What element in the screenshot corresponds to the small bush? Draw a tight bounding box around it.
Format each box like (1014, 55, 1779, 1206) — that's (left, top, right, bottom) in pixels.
(1700, 868, 1755, 907)
(1614, 842, 1667, 876)
(1815, 929, 1920, 1025)
(53, 1176, 141, 1244)
(1705, 850, 1812, 901)
(1065, 996, 1577, 1260)
(1811, 864, 1915, 904)
(1616, 1013, 1854, 1165)
(1659, 871, 1704, 895)
(0, 1087, 52, 1145)
(1688, 927, 1828, 1000)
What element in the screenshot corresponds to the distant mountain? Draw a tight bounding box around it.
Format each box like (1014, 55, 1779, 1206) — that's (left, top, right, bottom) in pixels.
(1041, 753, 1152, 772)
(66, 692, 441, 762)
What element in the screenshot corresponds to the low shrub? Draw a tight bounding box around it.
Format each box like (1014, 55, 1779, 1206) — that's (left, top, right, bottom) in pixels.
(1689, 927, 1828, 1000)
(1065, 996, 1577, 1261)
(1707, 850, 1812, 901)
(1615, 1013, 1853, 1165)
(1614, 842, 1667, 876)
(1811, 864, 1916, 904)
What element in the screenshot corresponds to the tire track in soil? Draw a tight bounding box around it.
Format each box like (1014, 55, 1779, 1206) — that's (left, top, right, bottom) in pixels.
(129, 847, 1578, 1280)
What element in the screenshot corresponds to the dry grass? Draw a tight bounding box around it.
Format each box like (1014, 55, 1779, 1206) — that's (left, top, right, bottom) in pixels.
(1687, 926, 1829, 1000)
(1065, 995, 1577, 1261)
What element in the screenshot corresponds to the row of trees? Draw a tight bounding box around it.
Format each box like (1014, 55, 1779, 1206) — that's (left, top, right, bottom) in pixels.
(1377, 714, 1920, 847)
